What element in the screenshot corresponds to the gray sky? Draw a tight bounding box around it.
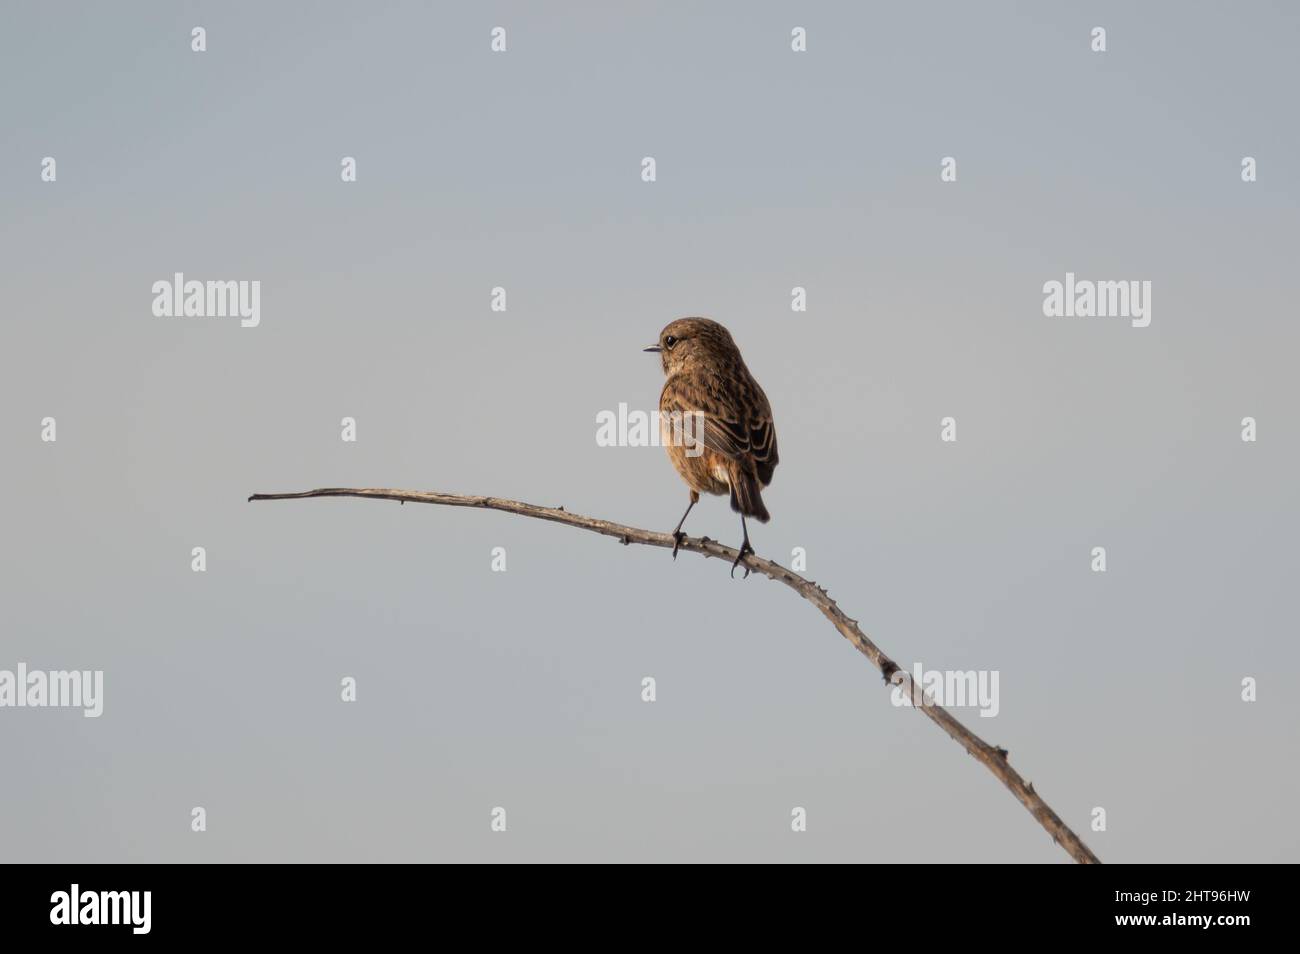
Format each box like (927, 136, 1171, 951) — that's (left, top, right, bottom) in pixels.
(1, 1, 1297, 862)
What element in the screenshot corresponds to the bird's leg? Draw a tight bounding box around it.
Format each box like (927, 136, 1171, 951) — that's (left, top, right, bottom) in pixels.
(671, 491, 698, 559)
(731, 514, 755, 579)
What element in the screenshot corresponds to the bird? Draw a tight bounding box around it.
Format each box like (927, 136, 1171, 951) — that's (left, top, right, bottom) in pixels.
(645, 317, 779, 578)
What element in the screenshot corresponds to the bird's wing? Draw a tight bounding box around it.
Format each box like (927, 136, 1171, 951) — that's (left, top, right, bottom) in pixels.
(748, 392, 779, 486)
(662, 372, 778, 483)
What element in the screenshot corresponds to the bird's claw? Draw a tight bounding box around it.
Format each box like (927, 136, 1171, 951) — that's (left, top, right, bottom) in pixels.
(730, 542, 754, 579)
(672, 531, 686, 559)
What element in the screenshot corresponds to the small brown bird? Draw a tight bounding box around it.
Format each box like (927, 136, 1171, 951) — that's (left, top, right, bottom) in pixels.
(645, 317, 779, 577)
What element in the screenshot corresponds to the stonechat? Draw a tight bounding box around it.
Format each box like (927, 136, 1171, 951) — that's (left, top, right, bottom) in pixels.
(645, 317, 779, 577)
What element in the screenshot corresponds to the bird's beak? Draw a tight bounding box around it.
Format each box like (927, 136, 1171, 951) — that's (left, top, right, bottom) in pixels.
(643, 345, 662, 353)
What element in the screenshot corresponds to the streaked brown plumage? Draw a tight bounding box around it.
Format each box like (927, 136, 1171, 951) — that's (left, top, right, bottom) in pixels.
(644, 317, 778, 577)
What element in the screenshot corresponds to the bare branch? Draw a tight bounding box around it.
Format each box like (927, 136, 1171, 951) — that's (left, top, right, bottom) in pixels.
(248, 486, 1101, 864)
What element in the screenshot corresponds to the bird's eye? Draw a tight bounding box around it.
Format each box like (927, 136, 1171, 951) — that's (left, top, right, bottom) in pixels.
(664, 335, 678, 349)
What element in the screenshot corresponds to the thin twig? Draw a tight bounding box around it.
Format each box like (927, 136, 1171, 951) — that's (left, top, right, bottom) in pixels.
(248, 486, 1101, 864)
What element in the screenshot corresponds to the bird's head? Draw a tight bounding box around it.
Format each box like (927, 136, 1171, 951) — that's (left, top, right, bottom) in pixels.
(644, 317, 737, 374)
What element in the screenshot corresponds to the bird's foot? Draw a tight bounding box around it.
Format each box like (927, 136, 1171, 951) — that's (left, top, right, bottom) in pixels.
(671, 531, 687, 559)
(730, 540, 755, 579)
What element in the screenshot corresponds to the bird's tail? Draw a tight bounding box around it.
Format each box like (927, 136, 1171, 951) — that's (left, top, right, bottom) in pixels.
(728, 467, 770, 523)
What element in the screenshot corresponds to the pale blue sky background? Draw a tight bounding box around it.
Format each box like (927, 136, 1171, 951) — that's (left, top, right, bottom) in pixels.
(2, 1, 1297, 862)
